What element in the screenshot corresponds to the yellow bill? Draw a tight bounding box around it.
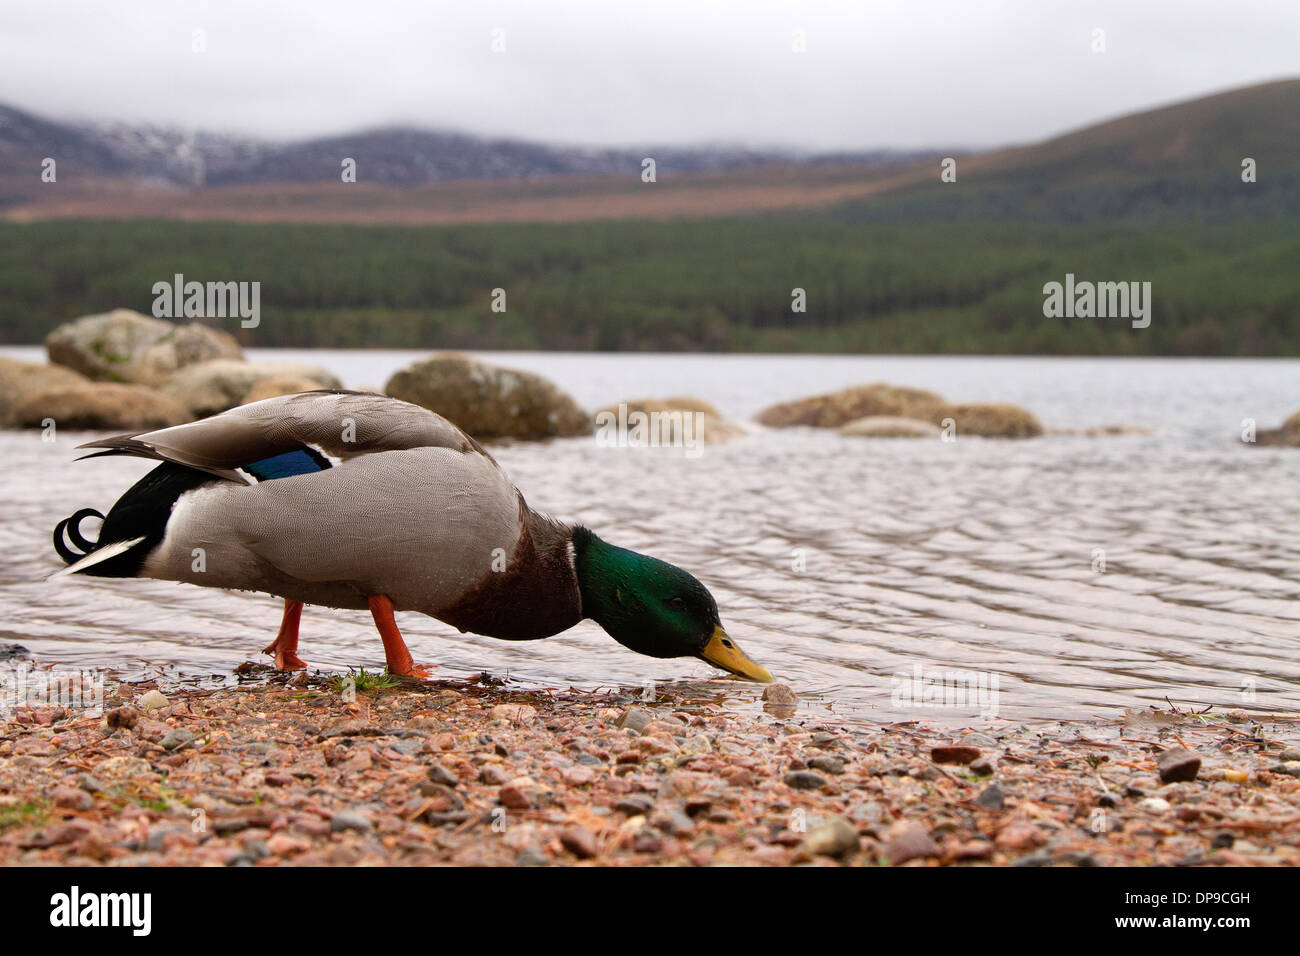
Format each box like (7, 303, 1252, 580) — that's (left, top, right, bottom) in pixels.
(700, 625, 773, 683)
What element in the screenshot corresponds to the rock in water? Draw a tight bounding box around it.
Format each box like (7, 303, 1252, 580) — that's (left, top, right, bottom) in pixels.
(1256, 410, 1300, 446)
(838, 416, 942, 438)
(130, 324, 244, 385)
(0, 358, 88, 428)
(45, 309, 173, 381)
(761, 684, 797, 704)
(758, 383, 947, 428)
(762, 682, 797, 717)
(15, 383, 188, 430)
(242, 375, 329, 405)
(164, 360, 341, 417)
(1157, 747, 1202, 784)
(45, 310, 242, 384)
(385, 352, 587, 440)
(757, 382, 1043, 438)
(942, 403, 1043, 439)
(594, 397, 748, 444)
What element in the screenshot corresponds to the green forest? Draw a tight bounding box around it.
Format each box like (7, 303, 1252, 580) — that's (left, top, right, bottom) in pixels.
(1, 215, 1297, 355)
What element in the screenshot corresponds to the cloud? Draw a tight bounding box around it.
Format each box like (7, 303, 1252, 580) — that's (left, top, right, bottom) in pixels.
(0, 0, 1296, 149)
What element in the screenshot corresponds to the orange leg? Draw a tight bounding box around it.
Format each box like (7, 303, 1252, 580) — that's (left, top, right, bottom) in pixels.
(367, 594, 432, 679)
(262, 598, 307, 670)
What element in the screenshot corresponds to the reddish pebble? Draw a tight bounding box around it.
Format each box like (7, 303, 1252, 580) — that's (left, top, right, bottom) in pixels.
(559, 825, 598, 859)
(499, 785, 533, 810)
(995, 824, 1042, 850)
(885, 821, 939, 864)
(931, 745, 982, 765)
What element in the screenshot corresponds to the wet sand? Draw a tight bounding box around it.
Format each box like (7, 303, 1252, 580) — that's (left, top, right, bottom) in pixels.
(3, 664, 1299, 866)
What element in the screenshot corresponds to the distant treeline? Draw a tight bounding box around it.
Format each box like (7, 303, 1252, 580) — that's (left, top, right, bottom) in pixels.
(829, 168, 1300, 226)
(1, 217, 1297, 355)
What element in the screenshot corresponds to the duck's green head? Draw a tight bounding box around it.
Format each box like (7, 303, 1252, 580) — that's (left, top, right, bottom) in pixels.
(571, 527, 772, 682)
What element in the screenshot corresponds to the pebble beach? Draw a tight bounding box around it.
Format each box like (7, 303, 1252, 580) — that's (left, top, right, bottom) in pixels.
(3, 664, 1300, 867)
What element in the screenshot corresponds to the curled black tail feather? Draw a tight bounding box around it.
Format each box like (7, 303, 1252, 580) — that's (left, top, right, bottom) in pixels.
(53, 508, 105, 565)
(51, 462, 214, 579)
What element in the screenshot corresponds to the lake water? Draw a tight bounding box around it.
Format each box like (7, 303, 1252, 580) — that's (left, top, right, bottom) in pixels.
(3, 346, 1299, 723)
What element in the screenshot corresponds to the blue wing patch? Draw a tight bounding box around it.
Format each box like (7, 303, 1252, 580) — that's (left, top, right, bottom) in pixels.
(243, 447, 331, 482)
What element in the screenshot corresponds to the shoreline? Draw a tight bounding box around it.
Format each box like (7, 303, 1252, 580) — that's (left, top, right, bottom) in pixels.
(2, 663, 1299, 866)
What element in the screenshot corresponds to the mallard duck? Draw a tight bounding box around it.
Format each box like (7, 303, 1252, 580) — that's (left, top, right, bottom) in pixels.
(51, 390, 772, 682)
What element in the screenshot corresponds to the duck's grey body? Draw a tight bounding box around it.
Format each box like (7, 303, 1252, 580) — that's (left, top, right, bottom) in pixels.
(67, 392, 583, 641)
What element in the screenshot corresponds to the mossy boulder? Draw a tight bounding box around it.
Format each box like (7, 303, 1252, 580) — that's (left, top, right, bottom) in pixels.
(385, 353, 587, 440)
(132, 323, 245, 385)
(45, 309, 242, 384)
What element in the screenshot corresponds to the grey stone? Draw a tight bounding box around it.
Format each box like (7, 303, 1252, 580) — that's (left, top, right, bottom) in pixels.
(615, 795, 656, 816)
(329, 810, 373, 832)
(158, 728, 195, 751)
(808, 755, 846, 775)
(784, 770, 828, 790)
(426, 762, 460, 787)
(617, 708, 654, 734)
(1011, 852, 1052, 867)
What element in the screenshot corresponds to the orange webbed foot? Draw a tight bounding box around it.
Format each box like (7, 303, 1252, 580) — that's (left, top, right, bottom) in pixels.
(367, 594, 433, 680)
(393, 663, 434, 680)
(274, 650, 308, 671)
(264, 599, 307, 671)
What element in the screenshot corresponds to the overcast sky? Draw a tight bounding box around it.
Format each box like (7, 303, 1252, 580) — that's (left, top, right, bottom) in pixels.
(1, 1, 1296, 151)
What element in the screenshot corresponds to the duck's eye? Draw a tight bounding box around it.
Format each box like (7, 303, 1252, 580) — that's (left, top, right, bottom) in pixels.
(667, 596, 686, 610)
